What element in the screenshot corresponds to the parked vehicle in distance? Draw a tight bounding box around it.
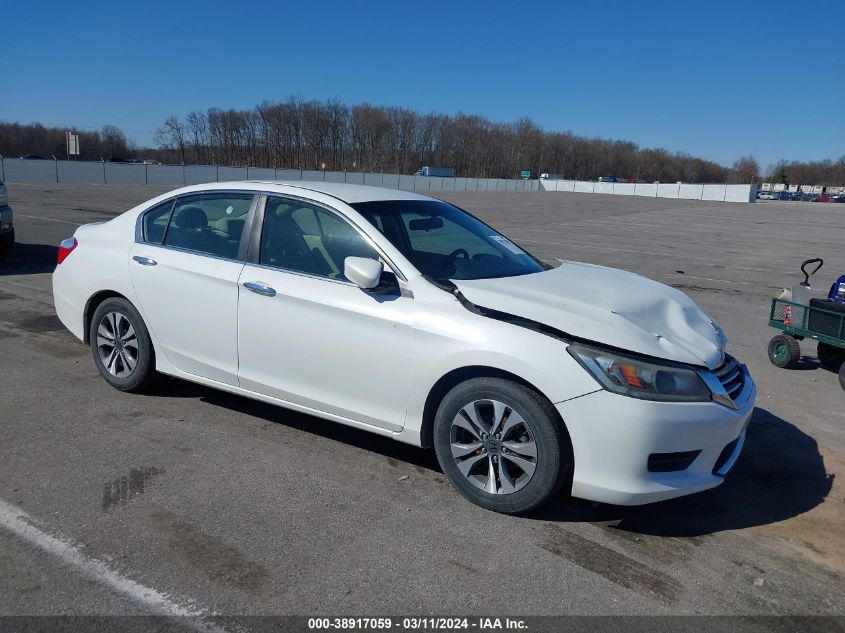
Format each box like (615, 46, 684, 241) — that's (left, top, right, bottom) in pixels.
(0, 180, 14, 259)
(789, 192, 803, 201)
(19, 154, 45, 160)
(414, 166, 455, 178)
(777, 191, 791, 200)
(816, 194, 832, 203)
(540, 173, 565, 180)
(597, 176, 618, 182)
(757, 190, 778, 200)
(831, 195, 845, 203)
(52, 181, 755, 514)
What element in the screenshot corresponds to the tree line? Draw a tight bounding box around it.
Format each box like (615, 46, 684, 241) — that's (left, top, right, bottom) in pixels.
(2, 99, 841, 185)
(150, 98, 738, 182)
(766, 157, 845, 188)
(0, 122, 131, 162)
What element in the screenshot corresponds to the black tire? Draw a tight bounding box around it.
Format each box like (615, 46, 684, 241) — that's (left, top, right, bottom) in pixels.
(433, 377, 571, 514)
(768, 334, 801, 369)
(89, 297, 156, 392)
(840, 362, 845, 391)
(0, 227, 14, 260)
(818, 341, 845, 370)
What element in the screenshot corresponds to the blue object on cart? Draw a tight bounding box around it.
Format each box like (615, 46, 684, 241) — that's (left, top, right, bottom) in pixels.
(828, 275, 845, 304)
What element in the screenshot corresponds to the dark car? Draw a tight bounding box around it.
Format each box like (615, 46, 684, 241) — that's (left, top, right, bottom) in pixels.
(19, 154, 45, 160)
(0, 180, 14, 259)
(598, 176, 618, 183)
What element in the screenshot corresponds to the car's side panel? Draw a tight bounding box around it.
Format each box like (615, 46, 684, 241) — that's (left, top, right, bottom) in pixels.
(394, 279, 602, 445)
(236, 265, 415, 431)
(127, 243, 244, 386)
(53, 217, 140, 342)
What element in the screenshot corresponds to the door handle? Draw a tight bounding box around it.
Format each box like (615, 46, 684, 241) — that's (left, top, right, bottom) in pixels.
(243, 282, 276, 297)
(132, 255, 157, 266)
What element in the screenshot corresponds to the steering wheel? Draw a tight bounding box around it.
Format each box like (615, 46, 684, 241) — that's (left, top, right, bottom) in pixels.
(440, 248, 470, 277)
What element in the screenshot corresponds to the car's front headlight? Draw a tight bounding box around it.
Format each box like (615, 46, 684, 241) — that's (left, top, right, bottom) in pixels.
(568, 344, 711, 402)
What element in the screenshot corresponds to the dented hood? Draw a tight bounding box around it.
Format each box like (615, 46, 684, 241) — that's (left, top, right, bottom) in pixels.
(453, 260, 726, 369)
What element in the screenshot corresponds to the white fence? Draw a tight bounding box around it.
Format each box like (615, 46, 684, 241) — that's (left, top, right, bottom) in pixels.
(0, 158, 756, 202)
(0, 158, 541, 193)
(539, 178, 756, 203)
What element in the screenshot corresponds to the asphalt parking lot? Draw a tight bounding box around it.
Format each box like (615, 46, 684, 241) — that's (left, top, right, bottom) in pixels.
(1, 184, 843, 622)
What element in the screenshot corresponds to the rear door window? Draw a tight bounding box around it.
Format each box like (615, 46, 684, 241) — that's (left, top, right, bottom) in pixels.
(163, 193, 254, 259)
(141, 200, 175, 244)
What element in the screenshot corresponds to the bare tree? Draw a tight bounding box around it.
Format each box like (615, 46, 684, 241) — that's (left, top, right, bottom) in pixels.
(730, 155, 760, 184)
(101, 125, 129, 158)
(154, 116, 187, 164)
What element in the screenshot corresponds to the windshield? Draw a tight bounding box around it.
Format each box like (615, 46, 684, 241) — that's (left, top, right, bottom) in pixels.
(351, 200, 545, 282)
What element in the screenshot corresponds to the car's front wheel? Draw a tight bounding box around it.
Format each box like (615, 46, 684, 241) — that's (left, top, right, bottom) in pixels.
(433, 377, 571, 514)
(89, 297, 156, 392)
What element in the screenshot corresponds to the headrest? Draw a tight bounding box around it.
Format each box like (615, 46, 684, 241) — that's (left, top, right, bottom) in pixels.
(174, 206, 208, 230)
(214, 217, 245, 234)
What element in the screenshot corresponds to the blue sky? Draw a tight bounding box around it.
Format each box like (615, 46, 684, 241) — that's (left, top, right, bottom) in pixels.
(3, 0, 843, 170)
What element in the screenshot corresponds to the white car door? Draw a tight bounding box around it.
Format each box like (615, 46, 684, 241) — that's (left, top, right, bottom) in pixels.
(128, 192, 256, 385)
(236, 196, 414, 431)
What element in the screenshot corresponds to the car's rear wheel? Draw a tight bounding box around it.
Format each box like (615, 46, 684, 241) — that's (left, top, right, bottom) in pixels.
(0, 228, 14, 260)
(433, 377, 571, 514)
(89, 297, 156, 392)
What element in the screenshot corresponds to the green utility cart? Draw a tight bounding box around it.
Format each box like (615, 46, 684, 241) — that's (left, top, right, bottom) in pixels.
(767, 297, 845, 389)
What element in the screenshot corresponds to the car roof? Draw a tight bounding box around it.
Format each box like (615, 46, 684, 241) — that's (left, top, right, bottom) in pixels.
(171, 180, 434, 204)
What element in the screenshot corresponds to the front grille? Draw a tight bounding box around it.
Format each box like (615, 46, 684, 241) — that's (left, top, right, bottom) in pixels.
(714, 354, 744, 402)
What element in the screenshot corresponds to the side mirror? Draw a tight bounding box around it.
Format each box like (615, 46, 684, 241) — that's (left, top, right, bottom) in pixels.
(344, 256, 383, 290)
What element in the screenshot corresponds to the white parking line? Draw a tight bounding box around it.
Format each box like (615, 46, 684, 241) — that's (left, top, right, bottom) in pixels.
(16, 213, 82, 225)
(0, 498, 228, 631)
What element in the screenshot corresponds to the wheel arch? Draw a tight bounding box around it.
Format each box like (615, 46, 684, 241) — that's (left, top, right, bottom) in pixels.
(83, 290, 132, 344)
(419, 365, 564, 449)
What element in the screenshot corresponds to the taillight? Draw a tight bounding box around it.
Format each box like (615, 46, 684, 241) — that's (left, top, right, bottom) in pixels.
(57, 237, 78, 264)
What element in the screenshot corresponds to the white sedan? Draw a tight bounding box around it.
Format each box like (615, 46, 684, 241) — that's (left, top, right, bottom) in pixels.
(52, 182, 755, 513)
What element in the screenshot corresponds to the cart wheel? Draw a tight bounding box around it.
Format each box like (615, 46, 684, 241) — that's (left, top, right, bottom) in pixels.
(840, 362, 845, 390)
(768, 335, 801, 368)
(818, 342, 845, 370)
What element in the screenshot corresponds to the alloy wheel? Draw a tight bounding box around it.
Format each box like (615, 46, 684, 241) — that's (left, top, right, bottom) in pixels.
(96, 311, 139, 378)
(449, 399, 537, 494)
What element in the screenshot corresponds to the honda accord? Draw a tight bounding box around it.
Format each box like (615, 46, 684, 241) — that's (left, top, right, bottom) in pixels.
(52, 182, 755, 513)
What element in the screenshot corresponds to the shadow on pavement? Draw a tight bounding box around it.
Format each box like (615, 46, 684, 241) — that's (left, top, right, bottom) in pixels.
(0, 243, 57, 276)
(154, 377, 440, 473)
(152, 377, 832, 537)
(535, 407, 833, 536)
